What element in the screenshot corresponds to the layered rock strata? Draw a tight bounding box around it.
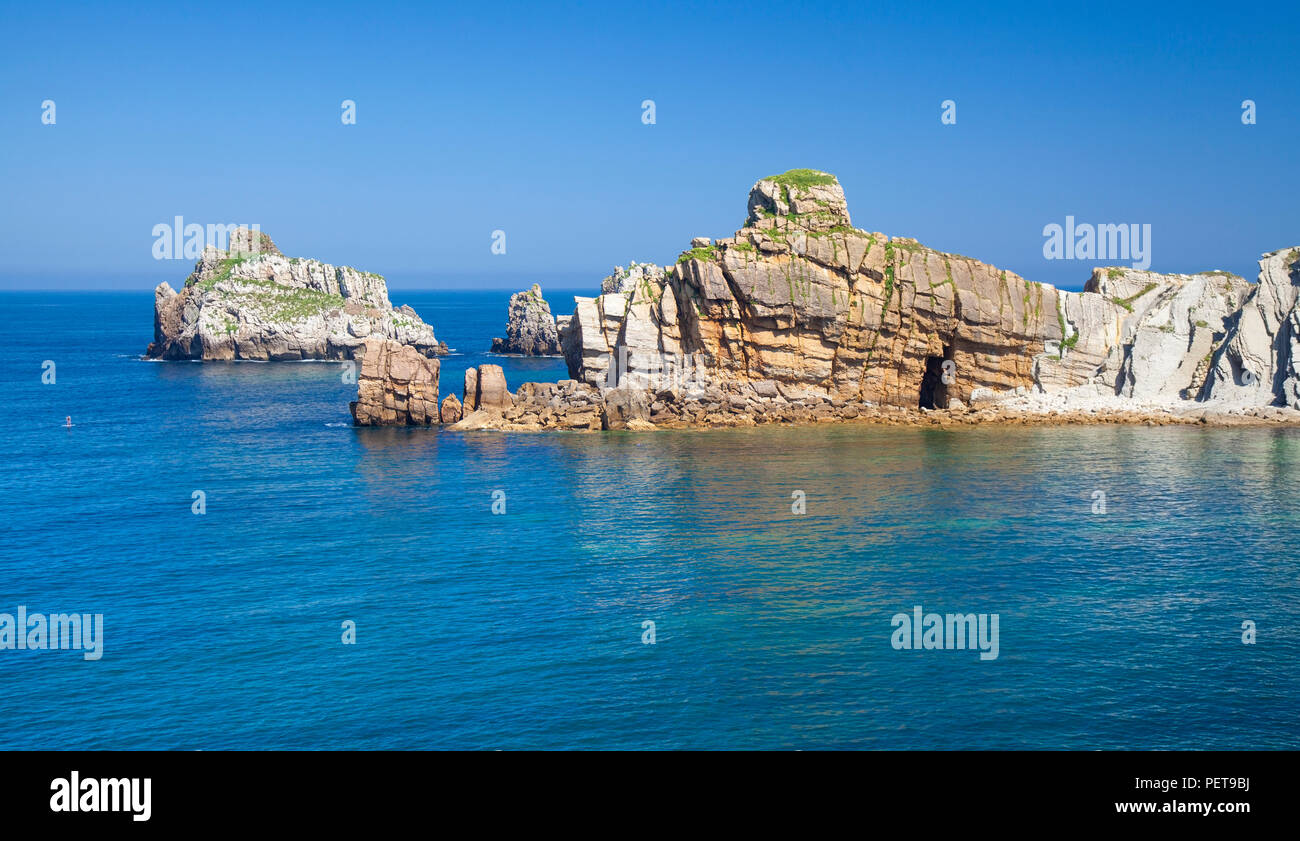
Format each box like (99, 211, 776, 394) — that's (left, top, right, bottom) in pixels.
(349, 170, 1300, 429)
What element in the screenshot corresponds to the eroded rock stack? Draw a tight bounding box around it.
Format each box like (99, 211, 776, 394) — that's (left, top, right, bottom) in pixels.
(490, 284, 562, 355)
(146, 228, 445, 361)
(350, 337, 441, 425)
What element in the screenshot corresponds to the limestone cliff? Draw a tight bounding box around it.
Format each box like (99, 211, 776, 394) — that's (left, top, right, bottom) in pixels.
(146, 228, 444, 361)
(1038, 267, 1252, 401)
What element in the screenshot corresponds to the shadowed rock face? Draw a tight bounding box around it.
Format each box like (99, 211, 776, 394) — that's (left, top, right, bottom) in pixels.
(490, 284, 561, 355)
(146, 228, 444, 361)
(350, 337, 440, 426)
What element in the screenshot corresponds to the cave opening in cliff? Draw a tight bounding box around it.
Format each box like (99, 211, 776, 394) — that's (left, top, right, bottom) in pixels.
(918, 347, 953, 409)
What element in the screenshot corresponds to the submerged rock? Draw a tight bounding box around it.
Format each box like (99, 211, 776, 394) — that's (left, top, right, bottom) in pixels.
(146, 228, 444, 361)
(490, 284, 561, 355)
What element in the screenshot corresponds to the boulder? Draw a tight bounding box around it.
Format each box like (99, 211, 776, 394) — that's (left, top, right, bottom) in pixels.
(602, 387, 651, 429)
(440, 393, 463, 424)
(475, 364, 514, 410)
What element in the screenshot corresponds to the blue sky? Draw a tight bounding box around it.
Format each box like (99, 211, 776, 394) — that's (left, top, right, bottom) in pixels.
(1, 0, 1296, 290)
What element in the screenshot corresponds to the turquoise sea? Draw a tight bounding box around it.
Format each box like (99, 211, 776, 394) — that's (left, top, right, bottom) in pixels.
(1, 290, 1297, 749)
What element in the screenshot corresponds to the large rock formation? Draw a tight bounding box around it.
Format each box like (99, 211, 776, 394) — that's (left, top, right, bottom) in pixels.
(490, 284, 561, 355)
(1203, 247, 1300, 407)
(556, 169, 1275, 412)
(345, 170, 1300, 429)
(350, 337, 440, 425)
(146, 228, 444, 361)
(561, 169, 1068, 408)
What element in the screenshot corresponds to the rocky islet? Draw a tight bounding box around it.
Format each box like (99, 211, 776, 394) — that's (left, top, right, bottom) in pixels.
(146, 228, 445, 361)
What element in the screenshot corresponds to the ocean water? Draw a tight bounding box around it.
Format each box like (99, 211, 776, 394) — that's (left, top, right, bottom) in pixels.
(1, 290, 1298, 750)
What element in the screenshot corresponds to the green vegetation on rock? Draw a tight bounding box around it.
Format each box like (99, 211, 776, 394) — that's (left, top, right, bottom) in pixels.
(191, 255, 250, 291)
(677, 245, 717, 264)
(1111, 282, 1158, 312)
(763, 168, 838, 191)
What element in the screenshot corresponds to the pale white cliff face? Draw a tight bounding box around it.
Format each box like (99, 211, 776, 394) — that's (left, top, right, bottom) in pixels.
(148, 230, 441, 361)
(1204, 248, 1300, 407)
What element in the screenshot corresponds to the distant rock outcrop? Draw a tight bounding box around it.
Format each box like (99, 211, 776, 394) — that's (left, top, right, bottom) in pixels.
(601, 261, 665, 295)
(490, 284, 561, 355)
(146, 228, 445, 361)
(350, 337, 440, 426)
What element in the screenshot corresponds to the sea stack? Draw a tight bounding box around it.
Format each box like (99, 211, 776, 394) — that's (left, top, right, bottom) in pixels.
(490, 284, 561, 355)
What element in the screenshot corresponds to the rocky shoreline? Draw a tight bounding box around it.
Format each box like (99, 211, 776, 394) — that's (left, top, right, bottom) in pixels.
(348, 340, 1300, 432)
(352, 168, 1300, 433)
